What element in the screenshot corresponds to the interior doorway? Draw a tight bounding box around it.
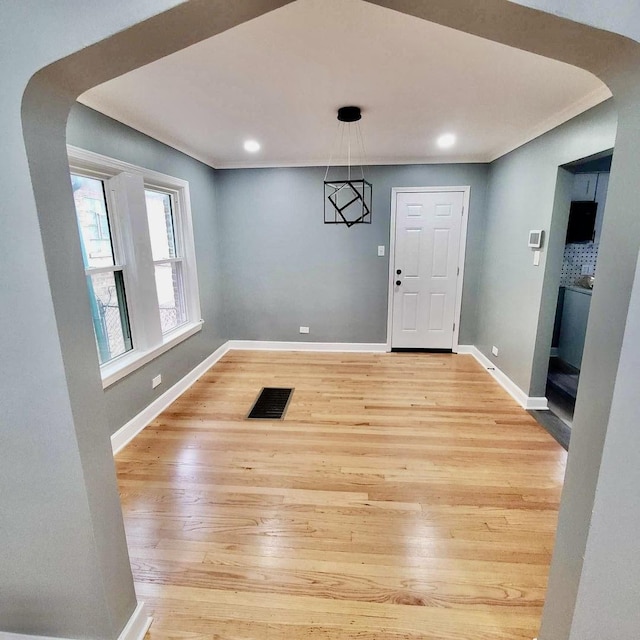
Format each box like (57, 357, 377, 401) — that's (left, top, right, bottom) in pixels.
(546, 151, 613, 428)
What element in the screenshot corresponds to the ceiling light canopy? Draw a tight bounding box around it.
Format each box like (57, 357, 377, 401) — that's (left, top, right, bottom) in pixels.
(437, 133, 456, 149)
(244, 139, 261, 153)
(337, 106, 362, 123)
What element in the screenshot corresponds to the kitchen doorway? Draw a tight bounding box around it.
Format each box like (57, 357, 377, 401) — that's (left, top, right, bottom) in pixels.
(546, 151, 613, 428)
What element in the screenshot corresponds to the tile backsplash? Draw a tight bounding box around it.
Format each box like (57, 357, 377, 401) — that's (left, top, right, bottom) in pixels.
(561, 242, 599, 287)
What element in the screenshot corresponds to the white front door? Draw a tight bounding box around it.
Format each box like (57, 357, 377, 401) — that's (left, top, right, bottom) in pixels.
(390, 189, 465, 349)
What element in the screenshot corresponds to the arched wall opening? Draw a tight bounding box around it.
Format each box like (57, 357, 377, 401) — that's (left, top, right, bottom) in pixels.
(14, 1, 640, 638)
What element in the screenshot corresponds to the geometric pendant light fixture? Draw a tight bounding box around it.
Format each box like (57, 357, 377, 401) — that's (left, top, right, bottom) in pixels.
(324, 106, 372, 227)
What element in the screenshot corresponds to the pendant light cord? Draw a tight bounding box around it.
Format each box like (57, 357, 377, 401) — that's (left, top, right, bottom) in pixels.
(324, 122, 345, 182)
(356, 121, 367, 180)
(324, 115, 367, 182)
(348, 123, 351, 181)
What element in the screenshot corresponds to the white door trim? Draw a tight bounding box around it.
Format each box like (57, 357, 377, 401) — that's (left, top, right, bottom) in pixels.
(386, 186, 470, 353)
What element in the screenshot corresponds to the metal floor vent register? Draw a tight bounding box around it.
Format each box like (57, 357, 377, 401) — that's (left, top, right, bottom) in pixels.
(246, 387, 294, 420)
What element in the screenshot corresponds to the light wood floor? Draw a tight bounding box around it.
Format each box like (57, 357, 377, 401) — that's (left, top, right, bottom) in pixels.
(116, 350, 567, 639)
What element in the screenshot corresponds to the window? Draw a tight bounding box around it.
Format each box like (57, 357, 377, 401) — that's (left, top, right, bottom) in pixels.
(68, 146, 202, 387)
(145, 189, 187, 334)
(72, 173, 133, 365)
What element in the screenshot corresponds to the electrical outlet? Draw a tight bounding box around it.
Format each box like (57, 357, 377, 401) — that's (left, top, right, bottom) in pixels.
(492, 346, 499, 357)
(299, 326, 310, 334)
(377, 245, 385, 257)
(152, 374, 162, 389)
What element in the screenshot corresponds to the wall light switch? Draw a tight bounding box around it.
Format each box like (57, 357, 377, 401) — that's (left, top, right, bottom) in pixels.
(152, 374, 162, 389)
(299, 326, 310, 334)
(377, 245, 385, 257)
(533, 250, 541, 266)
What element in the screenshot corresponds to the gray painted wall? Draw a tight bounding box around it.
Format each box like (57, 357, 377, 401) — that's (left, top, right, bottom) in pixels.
(216, 164, 488, 345)
(510, 0, 640, 44)
(0, 1, 184, 636)
(1, 2, 292, 637)
(67, 104, 227, 435)
(541, 90, 640, 639)
(476, 99, 617, 395)
(567, 250, 640, 638)
(530, 167, 574, 389)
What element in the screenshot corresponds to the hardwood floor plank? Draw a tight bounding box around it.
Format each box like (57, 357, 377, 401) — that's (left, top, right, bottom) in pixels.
(138, 584, 541, 638)
(114, 351, 566, 639)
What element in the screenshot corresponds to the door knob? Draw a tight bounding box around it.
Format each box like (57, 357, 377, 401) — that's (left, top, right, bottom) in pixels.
(396, 269, 402, 275)
(395, 280, 402, 286)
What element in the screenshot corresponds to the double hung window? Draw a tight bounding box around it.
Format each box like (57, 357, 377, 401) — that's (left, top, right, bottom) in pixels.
(68, 147, 202, 387)
(145, 189, 187, 334)
(72, 173, 133, 364)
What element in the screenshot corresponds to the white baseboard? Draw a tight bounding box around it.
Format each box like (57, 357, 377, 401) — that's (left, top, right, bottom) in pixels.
(227, 340, 388, 353)
(524, 396, 550, 411)
(458, 345, 548, 411)
(0, 602, 151, 640)
(110, 341, 230, 454)
(117, 602, 152, 640)
(110, 339, 544, 456)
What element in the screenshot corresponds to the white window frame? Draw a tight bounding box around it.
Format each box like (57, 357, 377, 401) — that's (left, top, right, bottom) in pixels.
(68, 145, 203, 388)
(143, 184, 191, 334)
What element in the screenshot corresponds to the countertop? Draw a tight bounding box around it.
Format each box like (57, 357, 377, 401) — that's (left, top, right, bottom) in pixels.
(563, 285, 593, 296)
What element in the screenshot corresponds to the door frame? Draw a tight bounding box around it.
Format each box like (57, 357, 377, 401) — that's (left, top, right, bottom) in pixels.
(386, 186, 471, 353)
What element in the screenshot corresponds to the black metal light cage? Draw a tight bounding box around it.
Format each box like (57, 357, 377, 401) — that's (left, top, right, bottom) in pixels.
(324, 178, 372, 227)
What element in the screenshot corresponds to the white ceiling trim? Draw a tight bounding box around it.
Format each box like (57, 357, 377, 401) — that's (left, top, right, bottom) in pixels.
(214, 155, 490, 170)
(76, 92, 490, 168)
(81, 83, 610, 170)
(486, 85, 612, 162)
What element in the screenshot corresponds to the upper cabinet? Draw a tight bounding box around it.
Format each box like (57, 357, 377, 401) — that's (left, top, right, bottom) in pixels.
(572, 173, 599, 201)
(569, 172, 610, 244)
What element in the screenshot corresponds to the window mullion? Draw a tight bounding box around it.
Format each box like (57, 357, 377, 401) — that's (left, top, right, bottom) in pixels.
(107, 172, 163, 351)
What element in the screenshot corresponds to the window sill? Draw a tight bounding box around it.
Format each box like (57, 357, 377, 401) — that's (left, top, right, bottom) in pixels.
(101, 320, 204, 389)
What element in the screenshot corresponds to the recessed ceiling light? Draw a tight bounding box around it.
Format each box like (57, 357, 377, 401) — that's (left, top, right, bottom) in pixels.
(437, 133, 456, 149)
(244, 140, 260, 153)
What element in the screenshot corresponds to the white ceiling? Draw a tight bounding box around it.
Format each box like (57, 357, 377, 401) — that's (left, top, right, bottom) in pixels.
(79, 0, 610, 169)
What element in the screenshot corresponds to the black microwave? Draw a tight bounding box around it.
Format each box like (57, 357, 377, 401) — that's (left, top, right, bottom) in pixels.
(566, 200, 597, 243)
